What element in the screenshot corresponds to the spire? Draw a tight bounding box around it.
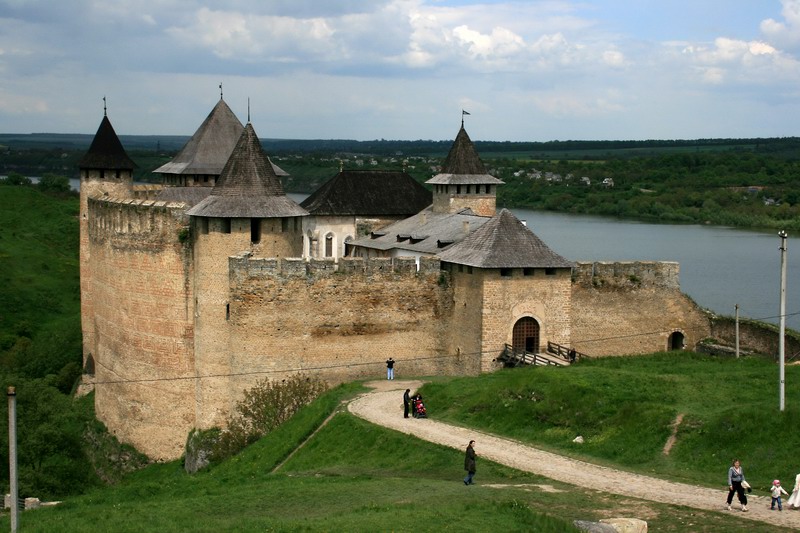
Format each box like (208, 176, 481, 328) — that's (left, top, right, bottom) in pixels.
(187, 123, 308, 218)
(78, 114, 136, 170)
(442, 125, 486, 175)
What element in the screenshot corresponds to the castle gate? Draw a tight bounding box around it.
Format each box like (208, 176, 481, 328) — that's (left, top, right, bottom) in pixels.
(512, 317, 540, 353)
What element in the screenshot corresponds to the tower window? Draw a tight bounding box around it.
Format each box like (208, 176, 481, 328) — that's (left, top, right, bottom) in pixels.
(500, 268, 512, 277)
(222, 219, 231, 234)
(251, 219, 261, 244)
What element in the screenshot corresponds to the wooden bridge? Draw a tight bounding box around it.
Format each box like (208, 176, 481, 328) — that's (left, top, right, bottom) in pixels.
(496, 342, 589, 368)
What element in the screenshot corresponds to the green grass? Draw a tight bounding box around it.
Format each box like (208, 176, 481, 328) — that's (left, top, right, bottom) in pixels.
(421, 352, 800, 492)
(3, 354, 798, 532)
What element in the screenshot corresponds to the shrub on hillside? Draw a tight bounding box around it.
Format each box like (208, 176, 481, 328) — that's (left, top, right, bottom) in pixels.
(186, 374, 327, 471)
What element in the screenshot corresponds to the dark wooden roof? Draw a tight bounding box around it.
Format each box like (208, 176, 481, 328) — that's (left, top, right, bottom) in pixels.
(187, 123, 307, 218)
(426, 125, 503, 186)
(437, 209, 573, 269)
(78, 115, 137, 170)
(301, 169, 431, 216)
(154, 99, 243, 176)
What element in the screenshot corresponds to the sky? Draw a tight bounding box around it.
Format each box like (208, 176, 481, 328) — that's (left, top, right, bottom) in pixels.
(1, 0, 799, 142)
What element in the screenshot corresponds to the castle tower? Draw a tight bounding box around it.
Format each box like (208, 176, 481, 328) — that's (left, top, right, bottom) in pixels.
(78, 111, 136, 372)
(154, 97, 288, 188)
(438, 209, 573, 372)
(426, 125, 504, 217)
(187, 121, 308, 429)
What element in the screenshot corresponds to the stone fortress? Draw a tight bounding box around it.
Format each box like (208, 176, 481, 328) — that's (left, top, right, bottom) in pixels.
(78, 96, 711, 460)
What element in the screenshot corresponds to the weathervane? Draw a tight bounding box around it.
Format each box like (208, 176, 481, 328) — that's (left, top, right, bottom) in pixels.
(461, 109, 470, 127)
(103, 96, 107, 117)
(219, 83, 223, 100)
(247, 97, 250, 123)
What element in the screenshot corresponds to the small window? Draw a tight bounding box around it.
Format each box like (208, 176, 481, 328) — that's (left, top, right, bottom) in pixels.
(500, 268, 512, 277)
(222, 219, 231, 234)
(199, 218, 209, 235)
(282, 218, 289, 232)
(458, 264, 464, 273)
(545, 268, 556, 276)
(225, 303, 230, 321)
(467, 266, 473, 274)
(250, 219, 261, 244)
(456, 185, 461, 194)
(523, 268, 534, 276)
(325, 234, 334, 257)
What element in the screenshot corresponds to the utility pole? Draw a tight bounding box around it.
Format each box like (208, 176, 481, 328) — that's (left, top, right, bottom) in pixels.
(734, 304, 739, 359)
(778, 231, 788, 412)
(8, 386, 18, 533)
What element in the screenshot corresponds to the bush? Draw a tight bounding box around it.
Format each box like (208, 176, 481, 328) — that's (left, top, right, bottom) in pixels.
(36, 173, 71, 194)
(210, 374, 328, 463)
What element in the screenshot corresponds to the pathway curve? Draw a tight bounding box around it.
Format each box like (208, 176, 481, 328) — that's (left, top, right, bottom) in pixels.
(348, 380, 798, 529)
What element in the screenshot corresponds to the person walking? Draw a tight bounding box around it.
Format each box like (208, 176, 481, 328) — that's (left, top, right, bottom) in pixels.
(464, 440, 476, 485)
(386, 358, 395, 380)
(726, 459, 748, 512)
(771, 479, 789, 511)
(788, 472, 800, 509)
(403, 389, 411, 419)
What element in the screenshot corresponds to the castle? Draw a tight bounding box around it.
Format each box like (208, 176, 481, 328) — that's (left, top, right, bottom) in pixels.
(78, 97, 711, 460)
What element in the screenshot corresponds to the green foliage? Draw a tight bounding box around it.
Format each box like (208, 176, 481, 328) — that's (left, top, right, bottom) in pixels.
(212, 374, 328, 461)
(1, 171, 32, 186)
(36, 172, 72, 193)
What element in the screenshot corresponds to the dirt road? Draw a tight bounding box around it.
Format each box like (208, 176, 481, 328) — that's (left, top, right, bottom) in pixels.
(348, 380, 798, 529)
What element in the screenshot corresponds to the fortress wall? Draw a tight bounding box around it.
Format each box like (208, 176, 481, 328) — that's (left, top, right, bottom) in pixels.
(480, 268, 572, 370)
(80, 170, 135, 372)
(131, 184, 165, 200)
(570, 261, 710, 356)
(572, 261, 680, 290)
(222, 255, 457, 402)
(87, 197, 195, 460)
(447, 266, 485, 375)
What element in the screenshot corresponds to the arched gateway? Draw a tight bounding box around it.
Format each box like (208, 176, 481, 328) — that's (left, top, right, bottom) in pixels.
(512, 317, 540, 353)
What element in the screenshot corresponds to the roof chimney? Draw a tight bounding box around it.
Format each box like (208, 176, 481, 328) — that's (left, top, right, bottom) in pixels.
(463, 220, 469, 233)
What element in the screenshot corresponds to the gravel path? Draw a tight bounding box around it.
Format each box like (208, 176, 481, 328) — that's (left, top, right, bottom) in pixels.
(348, 380, 799, 529)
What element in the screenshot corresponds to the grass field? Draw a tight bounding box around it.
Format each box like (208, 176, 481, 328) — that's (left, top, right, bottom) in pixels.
(3, 354, 797, 532)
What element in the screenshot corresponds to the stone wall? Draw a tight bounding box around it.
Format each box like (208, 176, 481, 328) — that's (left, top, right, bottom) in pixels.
(571, 261, 710, 356)
(223, 256, 458, 398)
(86, 197, 195, 460)
(709, 317, 800, 358)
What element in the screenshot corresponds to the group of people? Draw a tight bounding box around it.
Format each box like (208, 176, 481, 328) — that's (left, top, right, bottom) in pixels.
(402, 389, 427, 419)
(726, 459, 800, 512)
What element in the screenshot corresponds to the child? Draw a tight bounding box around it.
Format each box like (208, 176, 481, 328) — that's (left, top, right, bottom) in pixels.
(771, 479, 789, 511)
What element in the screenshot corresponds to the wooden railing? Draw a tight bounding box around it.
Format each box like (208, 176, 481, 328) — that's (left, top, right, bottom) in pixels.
(547, 341, 589, 363)
(498, 344, 566, 367)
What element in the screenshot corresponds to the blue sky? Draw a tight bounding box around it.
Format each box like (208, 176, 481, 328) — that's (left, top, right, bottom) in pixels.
(0, 0, 798, 141)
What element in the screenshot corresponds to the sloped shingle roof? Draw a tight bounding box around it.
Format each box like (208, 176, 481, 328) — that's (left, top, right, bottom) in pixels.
(154, 99, 243, 176)
(437, 209, 573, 269)
(349, 207, 490, 255)
(187, 123, 308, 218)
(78, 115, 137, 170)
(155, 187, 212, 207)
(426, 125, 503, 186)
(301, 169, 431, 216)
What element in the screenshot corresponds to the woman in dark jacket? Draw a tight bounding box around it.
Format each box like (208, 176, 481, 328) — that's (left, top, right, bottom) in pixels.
(464, 440, 476, 485)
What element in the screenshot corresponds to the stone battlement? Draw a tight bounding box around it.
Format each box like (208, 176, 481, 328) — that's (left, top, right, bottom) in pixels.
(572, 261, 679, 290)
(87, 196, 189, 245)
(230, 254, 442, 284)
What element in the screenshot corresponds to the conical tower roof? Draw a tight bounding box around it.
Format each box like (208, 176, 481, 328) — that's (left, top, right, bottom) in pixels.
(154, 99, 243, 176)
(437, 209, 572, 269)
(426, 125, 503, 186)
(78, 115, 136, 170)
(187, 123, 307, 218)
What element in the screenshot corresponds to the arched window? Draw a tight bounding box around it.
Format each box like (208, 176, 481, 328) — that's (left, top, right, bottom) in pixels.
(512, 317, 540, 353)
(325, 233, 334, 257)
(343, 235, 353, 257)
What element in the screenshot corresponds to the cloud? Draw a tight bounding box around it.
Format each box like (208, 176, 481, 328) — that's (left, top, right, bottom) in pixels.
(761, 0, 800, 50)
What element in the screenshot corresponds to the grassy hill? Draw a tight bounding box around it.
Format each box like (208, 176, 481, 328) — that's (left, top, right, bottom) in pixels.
(3, 355, 797, 532)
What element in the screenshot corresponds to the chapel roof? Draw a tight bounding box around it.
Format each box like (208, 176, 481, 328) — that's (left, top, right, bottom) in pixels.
(78, 115, 137, 170)
(187, 123, 308, 218)
(301, 169, 432, 216)
(437, 208, 573, 269)
(426, 125, 503, 186)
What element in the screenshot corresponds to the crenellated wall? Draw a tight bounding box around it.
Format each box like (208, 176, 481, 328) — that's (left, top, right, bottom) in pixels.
(86, 197, 195, 460)
(222, 255, 460, 399)
(570, 261, 711, 356)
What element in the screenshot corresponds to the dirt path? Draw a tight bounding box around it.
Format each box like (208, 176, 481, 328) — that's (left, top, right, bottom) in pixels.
(348, 380, 799, 529)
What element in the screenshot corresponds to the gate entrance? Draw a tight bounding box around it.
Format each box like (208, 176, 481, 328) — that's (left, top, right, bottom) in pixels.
(668, 331, 685, 350)
(512, 317, 540, 353)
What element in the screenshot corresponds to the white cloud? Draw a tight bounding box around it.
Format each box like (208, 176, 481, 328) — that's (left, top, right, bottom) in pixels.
(760, 0, 800, 49)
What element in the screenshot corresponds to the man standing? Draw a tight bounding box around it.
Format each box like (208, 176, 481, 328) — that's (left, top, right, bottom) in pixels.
(386, 357, 395, 380)
(464, 440, 476, 485)
(403, 389, 411, 418)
